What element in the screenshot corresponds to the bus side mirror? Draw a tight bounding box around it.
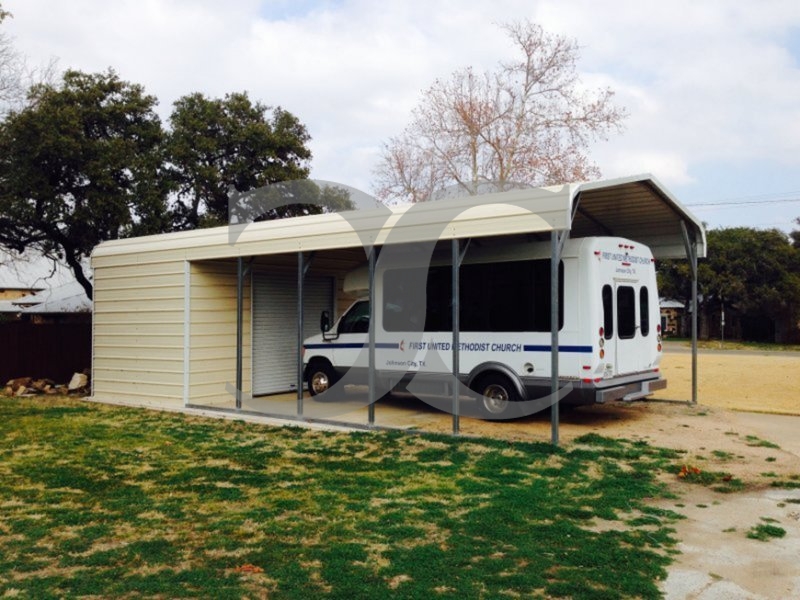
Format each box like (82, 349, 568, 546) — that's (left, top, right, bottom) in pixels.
(320, 310, 331, 333)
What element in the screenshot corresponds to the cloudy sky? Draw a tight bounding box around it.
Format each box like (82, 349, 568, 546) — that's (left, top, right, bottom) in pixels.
(4, 0, 800, 233)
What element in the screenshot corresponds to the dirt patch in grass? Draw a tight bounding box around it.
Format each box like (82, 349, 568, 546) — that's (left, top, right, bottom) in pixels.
(653, 348, 800, 414)
(400, 346, 800, 489)
(410, 401, 798, 491)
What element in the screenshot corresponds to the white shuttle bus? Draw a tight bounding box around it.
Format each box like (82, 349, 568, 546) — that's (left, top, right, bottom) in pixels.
(302, 236, 666, 418)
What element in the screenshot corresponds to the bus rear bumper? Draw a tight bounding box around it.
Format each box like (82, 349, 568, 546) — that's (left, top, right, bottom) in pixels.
(593, 377, 667, 403)
(520, 374, 667, 406)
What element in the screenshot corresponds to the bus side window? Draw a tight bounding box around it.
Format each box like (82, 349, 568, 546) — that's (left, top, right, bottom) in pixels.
(602, 284, 613, 339)
(640, 287, 650, 336)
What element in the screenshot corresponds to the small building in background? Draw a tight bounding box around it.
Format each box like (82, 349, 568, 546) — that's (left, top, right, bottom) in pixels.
(0, 253, 91, 323)
(659, 299, 685, 337)
(0, 253, 92, 384)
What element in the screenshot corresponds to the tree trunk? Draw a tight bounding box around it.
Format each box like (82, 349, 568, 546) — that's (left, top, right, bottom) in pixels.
(63, 250, 93, 301)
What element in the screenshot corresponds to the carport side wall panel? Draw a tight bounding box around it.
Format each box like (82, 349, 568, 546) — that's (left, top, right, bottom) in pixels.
(91, 262, 186, 407)
(188, 261, 252, 405)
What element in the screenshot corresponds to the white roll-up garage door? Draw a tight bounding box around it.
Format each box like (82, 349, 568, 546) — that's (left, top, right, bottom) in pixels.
(252, 272, 334, 395)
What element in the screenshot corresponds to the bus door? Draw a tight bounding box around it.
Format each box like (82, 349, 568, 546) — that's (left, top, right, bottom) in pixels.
(614, 282, 639, 375)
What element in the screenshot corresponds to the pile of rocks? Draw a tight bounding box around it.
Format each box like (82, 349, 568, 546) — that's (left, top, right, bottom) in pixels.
(4, 371, 90, 397)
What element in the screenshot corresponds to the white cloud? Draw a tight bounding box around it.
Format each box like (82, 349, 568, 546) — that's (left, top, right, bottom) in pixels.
(603, 149, 694, 187)
(576, 2, 800, 162)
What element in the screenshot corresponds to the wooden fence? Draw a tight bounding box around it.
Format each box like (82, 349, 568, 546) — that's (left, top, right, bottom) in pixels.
(0, 322, 91, 384)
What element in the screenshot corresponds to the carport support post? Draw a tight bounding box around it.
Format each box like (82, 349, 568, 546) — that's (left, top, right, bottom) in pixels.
(450, 238, 471, 435)
(681, 222, 699, 405)
(690, 249, 698, 404)
(236, 256, 244, 411)
(368, 246, 377, 426)
(297, 252, 305, 418)
(550, 230, 566, 446)
(296, 251, 316, 417)
(451, 239, 461, 436)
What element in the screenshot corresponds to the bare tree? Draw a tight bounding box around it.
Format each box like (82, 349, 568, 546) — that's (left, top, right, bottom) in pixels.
(374, 21, 627, 203)
(0, 5, 56, 116)
(0, 5, 21, 111)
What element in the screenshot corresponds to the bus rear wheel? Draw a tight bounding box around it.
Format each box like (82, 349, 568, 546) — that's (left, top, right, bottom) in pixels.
(474, 374, 521, 419)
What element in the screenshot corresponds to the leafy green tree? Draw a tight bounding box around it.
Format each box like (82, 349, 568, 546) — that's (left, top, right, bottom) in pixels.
(791, 217, 799, 249)
(229, 179, 354, 224)
(705, 228, 800, 322)
(167, 92, 347, 229)
(658, 227, 800, 341)
(0, 69, 170, 299)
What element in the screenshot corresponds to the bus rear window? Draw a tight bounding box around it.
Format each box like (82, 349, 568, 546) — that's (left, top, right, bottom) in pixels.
(602, 285, 613, 339)
(640, 287, 650, 336)
(617, 286, 636, 339)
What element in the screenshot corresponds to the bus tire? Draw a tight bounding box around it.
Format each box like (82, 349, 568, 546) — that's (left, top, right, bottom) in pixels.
(306, 360, 337, 397)
(474, 373, 521, 420)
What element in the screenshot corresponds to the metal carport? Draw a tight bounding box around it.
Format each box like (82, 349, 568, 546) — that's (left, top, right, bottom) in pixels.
(90, 173, 705, 445)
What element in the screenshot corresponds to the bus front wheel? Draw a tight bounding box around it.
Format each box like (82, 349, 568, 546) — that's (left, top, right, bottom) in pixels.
(306, 361, 338, 397)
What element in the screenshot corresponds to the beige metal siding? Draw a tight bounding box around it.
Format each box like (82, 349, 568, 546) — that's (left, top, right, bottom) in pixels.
(92, 262, 185, 406)
(188, 261, 251, 405)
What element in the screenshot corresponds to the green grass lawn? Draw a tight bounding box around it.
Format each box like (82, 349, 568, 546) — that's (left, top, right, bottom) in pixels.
(0, 397, 686, 599)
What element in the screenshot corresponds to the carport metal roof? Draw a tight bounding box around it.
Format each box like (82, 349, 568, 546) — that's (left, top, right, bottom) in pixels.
(92, 173, 705, 264)
(569, 174, 706, 259)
